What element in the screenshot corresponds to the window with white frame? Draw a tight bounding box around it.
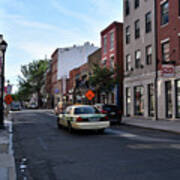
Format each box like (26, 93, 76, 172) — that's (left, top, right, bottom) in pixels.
(161, 1, 169, 25)
(125, 0, 130, 16)
(135, 19, 140, 39)
(126, 54, 131, 71)
(126, 26, 130, 44)
(134, 0, 139, 9)
(146, 45, 152, 65)
(162, 41, 170, 62)
(110, 31, 114, 50)
(145, 12, 152, 33)
(110, 56, 115, 70)
(135, 50, 141, 68)
(103, 36, 107, 54)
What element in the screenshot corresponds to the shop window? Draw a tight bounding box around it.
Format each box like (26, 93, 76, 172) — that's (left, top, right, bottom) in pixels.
(126, 88, 131, 116)
(161, 1, 169, 25)
(145, 12, 152, 33)
(148, 84, 155, 117)
(134, 86, 144, 116)
(126, 26, 130, 44)
(146, 45, 152, 65)
(162, 41, 170, 62)
(135, 19, 140, 39)
(111, 93, 114, 104)
(165, 81, 173, 118)
(176, 80, 180, 118)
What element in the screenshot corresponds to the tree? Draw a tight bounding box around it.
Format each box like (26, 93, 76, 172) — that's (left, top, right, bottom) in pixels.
(18, 59, 49, 107)
(89, 64, 116, 103)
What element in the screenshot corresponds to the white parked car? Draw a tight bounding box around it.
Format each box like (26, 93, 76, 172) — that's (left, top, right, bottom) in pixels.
(57, 105, 110, 133)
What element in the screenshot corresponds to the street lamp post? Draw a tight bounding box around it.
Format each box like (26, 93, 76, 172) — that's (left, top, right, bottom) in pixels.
(0, 35, 8, 129)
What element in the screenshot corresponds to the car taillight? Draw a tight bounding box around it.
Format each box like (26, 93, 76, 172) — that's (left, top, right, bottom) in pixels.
(105, 116, 108, 120)
(118, 110, 121, 114)
(102, 110, 108, 114)
(76, 117, 83, 122)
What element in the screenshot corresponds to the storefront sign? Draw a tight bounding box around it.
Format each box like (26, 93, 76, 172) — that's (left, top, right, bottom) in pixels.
(161, 64, 175, 78)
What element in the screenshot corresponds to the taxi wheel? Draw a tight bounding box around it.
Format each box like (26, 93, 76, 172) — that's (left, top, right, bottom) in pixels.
(57, 117, 61, 129)
(68, 122, 73, 133)
(98, 129, 105, 134)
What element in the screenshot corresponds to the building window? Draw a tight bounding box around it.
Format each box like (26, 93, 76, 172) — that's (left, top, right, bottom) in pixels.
(148, 84, 155, 117)
(111, 93, 114, 104)
(135, 20, 140, 39)
(125, 0, 130, 16)
(175, 80, 180, 118)
(110, 56, 114, 70)
(103, 36, 107, 54)
(161, 1, 169, 25)
(110, 31, 114, 50)
(126, 26, 130, 44)
(162, 41, 170, 62)
(179, 37, 180, 60)
(126, 88, 131, 116)
(102, 59, 107, 67)
(134, 0, 139, 9)
(146, 45, 152, 65)
(145, 12, 152, 33)
(179, 0, 180, 16)
(165, 81, 173, 118)
(126, 54, 131, 71)
(135, 50, 141, 68)
(134, 86, 144, 116)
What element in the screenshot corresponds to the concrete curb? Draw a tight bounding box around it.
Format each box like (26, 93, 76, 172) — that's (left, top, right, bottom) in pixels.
(121, 118, 180, 135)
(2, 114, 17, 180)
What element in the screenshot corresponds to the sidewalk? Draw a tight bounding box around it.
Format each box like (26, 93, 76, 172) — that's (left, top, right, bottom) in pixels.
(0, 115, 16, 180)
(122, 117, 180, 134)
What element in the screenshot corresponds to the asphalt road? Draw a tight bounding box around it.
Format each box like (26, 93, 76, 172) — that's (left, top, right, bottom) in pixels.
(12, 110, 180, 180)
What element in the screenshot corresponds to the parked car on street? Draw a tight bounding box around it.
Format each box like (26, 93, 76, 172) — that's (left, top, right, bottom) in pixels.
(94, 104, 122, 124)
(10, 101, 21, 111)
(57, 105, 110, 133)
(28, 103, 38, 109)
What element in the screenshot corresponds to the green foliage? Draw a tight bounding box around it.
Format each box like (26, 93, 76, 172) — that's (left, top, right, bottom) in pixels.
(17, 59, 49, 105)
(89, 64, 116, 93)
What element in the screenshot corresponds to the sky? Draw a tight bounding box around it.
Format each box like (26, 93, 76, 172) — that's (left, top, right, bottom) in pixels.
(0, 0, 123, 93)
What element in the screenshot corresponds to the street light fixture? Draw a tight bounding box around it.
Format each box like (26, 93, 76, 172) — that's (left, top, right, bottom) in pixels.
(0, 34, 8, 129)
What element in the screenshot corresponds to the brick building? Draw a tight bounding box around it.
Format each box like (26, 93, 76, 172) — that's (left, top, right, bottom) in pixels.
(51, 49, 59, 106)
(101, 21, 124, 106)
(156, 0, 180, 119)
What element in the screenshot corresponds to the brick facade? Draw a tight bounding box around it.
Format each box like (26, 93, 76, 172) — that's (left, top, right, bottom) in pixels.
(101, 21, 124, 106)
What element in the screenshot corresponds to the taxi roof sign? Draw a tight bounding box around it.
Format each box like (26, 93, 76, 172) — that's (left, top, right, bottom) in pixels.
(85, 90, 95, 101)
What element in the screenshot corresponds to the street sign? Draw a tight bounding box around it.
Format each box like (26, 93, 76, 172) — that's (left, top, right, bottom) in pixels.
(4, 94, 13, 105)
(161, 64, 175, 78)
(85, 90, 95, 101)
